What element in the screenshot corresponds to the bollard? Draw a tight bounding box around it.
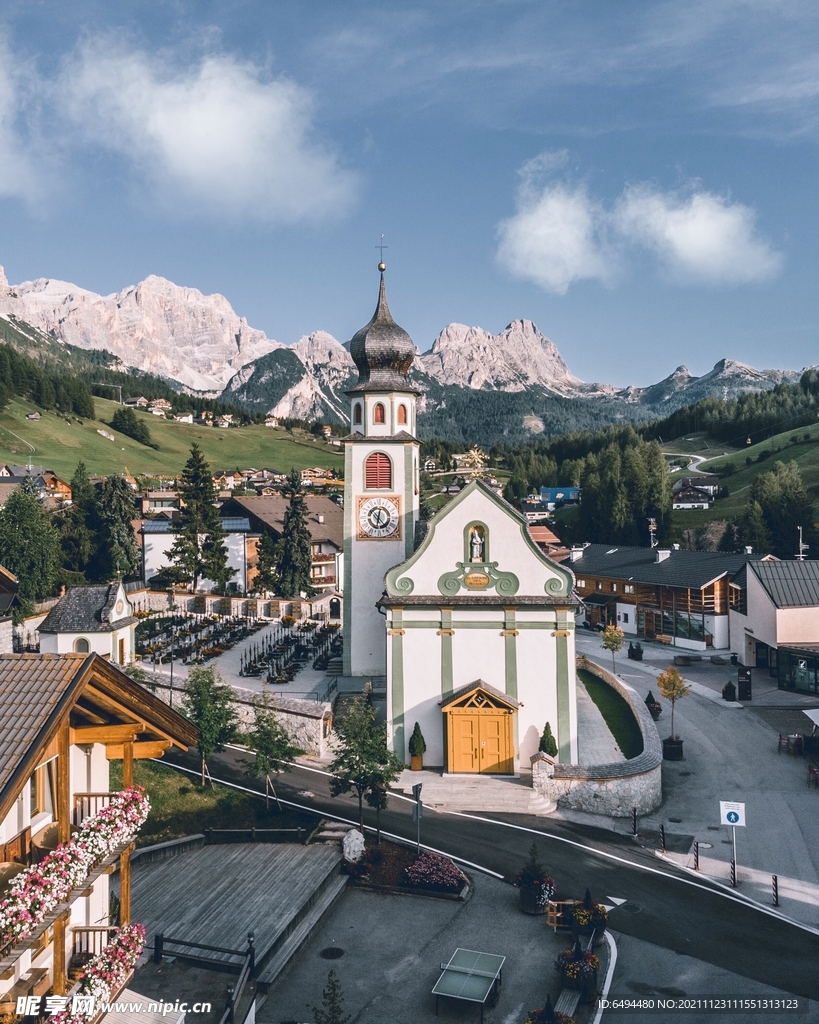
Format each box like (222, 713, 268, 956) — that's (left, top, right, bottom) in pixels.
(694, 841, 699, 871)
(660, 824, 666, 853)
(730, 859, 737, 888)
(631, 807, 638, 837)
(772, 874, 779, 907)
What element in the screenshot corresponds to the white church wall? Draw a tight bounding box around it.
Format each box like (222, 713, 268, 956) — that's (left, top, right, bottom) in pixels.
(389, 627, 443, 764)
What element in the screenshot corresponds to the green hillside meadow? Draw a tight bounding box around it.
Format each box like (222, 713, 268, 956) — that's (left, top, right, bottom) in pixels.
(668, 421, 819, 530)
(0, 397, 343, 479)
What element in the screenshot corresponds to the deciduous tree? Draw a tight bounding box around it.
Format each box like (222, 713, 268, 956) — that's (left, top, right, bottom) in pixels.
(181, 666, 237, 785)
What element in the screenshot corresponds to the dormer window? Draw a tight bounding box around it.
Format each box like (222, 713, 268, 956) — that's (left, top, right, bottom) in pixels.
(373, 403, 386, 425)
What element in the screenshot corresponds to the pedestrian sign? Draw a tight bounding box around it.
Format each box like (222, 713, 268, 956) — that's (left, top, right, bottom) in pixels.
(719, 801, 746, 827)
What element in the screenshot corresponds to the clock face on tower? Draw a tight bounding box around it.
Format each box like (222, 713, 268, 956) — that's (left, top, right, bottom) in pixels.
(357, 495, 401, 540)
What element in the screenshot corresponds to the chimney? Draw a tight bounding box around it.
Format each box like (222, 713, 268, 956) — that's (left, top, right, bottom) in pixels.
(672, 543, 680, 551)
(744, 545, 753, 554)
(570, 546, 584, 563)
(655, 549, 671, 562)
(318, 514, 325, 524)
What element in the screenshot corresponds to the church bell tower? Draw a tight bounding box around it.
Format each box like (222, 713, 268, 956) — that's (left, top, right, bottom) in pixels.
(343, 264, 420, 678)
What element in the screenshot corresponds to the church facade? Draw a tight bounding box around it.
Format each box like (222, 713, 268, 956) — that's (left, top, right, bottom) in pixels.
(342, 269, 579, 773)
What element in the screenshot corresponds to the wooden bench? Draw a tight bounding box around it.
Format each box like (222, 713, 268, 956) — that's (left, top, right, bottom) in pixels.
(655, 634, 673, 644)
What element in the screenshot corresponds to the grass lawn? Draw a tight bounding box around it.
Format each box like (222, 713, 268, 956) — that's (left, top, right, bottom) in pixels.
(110, 759, 315, 847)
(578, 668, 643, 760)
(0, 396, 343, 479)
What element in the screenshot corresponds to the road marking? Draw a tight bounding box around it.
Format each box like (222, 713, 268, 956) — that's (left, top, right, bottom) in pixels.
(607, 896, 627, 906)
(205, 755, 819, 936)
(155, 760, 505, 880)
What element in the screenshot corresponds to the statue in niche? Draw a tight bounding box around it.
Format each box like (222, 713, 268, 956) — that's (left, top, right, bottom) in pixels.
(469, 525, 485, 563)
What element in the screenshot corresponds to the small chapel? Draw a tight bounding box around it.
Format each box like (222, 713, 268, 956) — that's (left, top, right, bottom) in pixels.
(342, 266, 579, 774)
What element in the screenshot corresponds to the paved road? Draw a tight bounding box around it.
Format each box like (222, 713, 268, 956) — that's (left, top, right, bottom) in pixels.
(163, 747, 819, 1003)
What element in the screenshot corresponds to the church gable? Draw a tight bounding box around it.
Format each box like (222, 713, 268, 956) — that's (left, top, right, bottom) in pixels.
(385, 480, 574, 601)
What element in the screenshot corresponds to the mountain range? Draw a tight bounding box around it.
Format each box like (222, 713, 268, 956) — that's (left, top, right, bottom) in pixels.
(0, 266, 808, 443)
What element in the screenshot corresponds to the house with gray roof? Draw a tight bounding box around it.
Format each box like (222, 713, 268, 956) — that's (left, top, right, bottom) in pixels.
(729, 559, 819, 692)
(38, 582, 137, 665)
(562, 543, 765, 651)
(139, 517, 255, 593)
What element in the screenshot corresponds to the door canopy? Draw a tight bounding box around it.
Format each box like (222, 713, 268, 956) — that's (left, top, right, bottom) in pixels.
(439, 680, 520, 713)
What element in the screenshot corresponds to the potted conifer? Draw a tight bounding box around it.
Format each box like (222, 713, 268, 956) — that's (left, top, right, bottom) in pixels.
(408, 722, 426, 771)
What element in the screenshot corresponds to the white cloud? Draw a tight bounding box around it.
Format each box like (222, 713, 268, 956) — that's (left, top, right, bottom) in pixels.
(497, 154, 782, 292)
(58, 40, 358, 223)
(614, 185, 783, 284)
(496, 153, 613, 294)
(0, 45, 42, 202)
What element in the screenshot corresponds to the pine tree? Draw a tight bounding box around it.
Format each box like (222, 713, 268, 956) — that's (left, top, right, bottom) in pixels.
(274, 470, 314, 598)
(96, 475, 139, 579)
(169, 444, 233, 591)
(539, 722, 558, 757)
(60, 461, 97, 575)
(739, 500, 770, 555)
(0, 488, 61, 614)
(253, 532, 280, 594)
(312, 970, 351, 1024)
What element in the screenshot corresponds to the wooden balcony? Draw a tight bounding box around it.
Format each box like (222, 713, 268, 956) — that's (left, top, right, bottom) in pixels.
(73, 793, 117, 827)
(68, 927, 119, 983)
(0, 841, 132, 978)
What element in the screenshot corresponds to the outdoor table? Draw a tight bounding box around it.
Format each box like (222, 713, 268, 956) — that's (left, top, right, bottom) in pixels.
(432, 948, 505, 1022)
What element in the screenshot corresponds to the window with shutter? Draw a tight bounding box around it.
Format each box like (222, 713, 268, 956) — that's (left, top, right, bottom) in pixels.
(397, 404, 407, 424)
(365, 453, 392, 489)
(373, 403, 386, 424)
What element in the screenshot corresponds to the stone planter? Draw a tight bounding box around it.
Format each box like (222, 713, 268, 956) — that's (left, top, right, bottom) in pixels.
(663, 737, 684, 761)
(410, 754, 423, 771)
(518, 886, 549, 915)
(561, 969, 598, 1001)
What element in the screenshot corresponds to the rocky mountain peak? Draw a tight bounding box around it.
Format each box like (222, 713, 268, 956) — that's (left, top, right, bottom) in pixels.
(419, 318, 581, 394)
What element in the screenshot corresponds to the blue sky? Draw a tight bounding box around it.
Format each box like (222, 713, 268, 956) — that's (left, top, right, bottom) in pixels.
(1, 1, 818, 386)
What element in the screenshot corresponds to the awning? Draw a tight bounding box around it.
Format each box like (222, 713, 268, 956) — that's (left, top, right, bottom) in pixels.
(803, 709, 819, 729)
(582, 594, 616, 607)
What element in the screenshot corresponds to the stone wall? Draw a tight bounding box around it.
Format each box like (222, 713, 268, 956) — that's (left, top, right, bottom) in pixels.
(148, 681, 333, 759)
(531, 657, 662, 817)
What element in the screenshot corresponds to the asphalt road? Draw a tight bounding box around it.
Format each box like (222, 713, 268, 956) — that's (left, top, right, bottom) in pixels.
(163, 747, 819, 1002)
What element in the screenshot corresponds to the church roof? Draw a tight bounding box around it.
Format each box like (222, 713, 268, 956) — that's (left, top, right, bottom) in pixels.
(347, 273, 419, 395)
(39, 584, 136, 634)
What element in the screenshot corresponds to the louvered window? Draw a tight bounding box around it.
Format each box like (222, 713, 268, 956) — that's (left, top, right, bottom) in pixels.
(365, 453, 392, 489)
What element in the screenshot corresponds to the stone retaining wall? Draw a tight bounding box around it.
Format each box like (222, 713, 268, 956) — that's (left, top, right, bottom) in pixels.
(531, 657, 662, 817)
(148, 681, 333, 758)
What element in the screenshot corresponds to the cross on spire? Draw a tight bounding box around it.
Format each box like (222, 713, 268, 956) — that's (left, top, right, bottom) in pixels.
(375, 233, 388, 269)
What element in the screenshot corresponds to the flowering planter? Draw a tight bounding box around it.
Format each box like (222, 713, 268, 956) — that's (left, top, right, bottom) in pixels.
(561, 969, 598, 1000)
(53, 924, 146, 1024)
(518, 886, 549, 915)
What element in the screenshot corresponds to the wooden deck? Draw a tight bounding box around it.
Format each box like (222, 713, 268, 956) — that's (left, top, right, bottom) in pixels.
(128, 844, 342, 971)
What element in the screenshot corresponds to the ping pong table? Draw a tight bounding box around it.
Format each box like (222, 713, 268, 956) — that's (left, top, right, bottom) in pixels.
(432, 948, 505, 1022)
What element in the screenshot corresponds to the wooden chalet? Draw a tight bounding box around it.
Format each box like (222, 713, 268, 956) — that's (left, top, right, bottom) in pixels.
(0, 654, 197, 1011)
(562, 544, 765, 650)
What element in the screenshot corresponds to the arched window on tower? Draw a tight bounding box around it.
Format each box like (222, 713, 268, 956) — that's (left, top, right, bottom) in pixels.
(397, 404, 407, 425)
(365, 452, 392, 489)
(373, 402, 386, 424)
(353, 403, 362, 425)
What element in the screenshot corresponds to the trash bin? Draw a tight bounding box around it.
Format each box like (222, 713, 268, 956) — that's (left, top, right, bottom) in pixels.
(730, 653, 738, 666)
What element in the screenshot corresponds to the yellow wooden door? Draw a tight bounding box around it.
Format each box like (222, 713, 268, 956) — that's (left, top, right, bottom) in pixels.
(453, 716, 479, 772)
(479, 716, 505, 770)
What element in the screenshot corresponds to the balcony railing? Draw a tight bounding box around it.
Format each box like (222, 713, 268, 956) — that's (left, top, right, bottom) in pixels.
(312, 553, 336, 563)
(71, 925, 118, 960)
(73, 793, 116, 827)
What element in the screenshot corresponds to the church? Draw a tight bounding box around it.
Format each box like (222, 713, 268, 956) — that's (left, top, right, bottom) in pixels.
(342, 267, 579, 773)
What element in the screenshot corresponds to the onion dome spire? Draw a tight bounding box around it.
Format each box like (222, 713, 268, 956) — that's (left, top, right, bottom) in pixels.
(348, 266, 417, 393)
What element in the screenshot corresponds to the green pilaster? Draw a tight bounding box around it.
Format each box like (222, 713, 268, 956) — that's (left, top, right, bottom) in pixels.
(342, 442, 353, 677)
(404, 444, 415, 559)
(391, 608, 405, 759)
(439, 607, 453, 696)
(503, 608, 519, 759)
(555, 608, 572, 763)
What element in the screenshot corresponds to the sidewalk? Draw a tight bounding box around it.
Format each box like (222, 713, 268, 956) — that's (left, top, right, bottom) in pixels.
(574, 632, 819, 928)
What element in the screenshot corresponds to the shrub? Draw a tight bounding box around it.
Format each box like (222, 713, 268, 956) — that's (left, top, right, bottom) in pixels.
(408, 722, 427, 757)
(539, 721, 557, 757)
(404, 850, 466, 891)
